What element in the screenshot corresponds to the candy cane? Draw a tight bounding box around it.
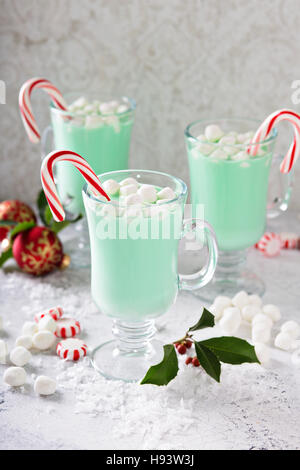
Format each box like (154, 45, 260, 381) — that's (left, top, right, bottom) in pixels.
(248, 109, 300, 173)
(19, 77, 68, 144)
(41, 150, 110, 222)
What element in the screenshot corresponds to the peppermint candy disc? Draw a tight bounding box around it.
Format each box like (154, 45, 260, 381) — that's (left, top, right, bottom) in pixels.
(280, 232, 298, 249)
(56, 338, 87, 361)
(55, 318, 81, 338)
(257, 232, 281, 257)
(35, 307, 64, 323)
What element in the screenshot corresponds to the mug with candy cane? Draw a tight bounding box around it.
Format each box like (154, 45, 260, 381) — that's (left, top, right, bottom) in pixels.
(185, 111, 299, 302)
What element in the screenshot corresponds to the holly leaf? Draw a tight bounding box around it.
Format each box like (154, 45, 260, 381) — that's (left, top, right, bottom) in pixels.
(0, 247, 13, 267)
(188, 308, 215, 332)
(194, 341, 221, 382)
(9, 221, 35, 240)
(140, 344, 179, 386)
(198, 336, 260, 365)
(37, 189, 49, 226)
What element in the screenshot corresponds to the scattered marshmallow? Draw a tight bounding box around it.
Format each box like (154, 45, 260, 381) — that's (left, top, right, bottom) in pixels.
(210, 296, 232, 320)
(157, 187, 176, 200)
(254, 342, 271, 365)
(280, 320, 300, 339)
(252, 323, 271, 344)
(22, 321, 38, 337)
(120, 184, 138, 197)
(4, 367, 26, 387)
(0, 340, 7, 364)
(252, 313, 273, 330)
(204, 124, 224, 142)
(274, 332, 292, 351)
(232, 291, 249, 309)
(241, 305, 262, 323)
(262, 304, 281, 322)
(34, 376, 56, 396)
(33, 331, 56, 351)
(38, 315, 57, 334)
(219, 307, 241, 335)
(138, 185, 157, 203)
(103, 179, 120, 196)
(248, 295, 263, 308)
(15, 335, 33, 350)
(10, 346, 31, 367)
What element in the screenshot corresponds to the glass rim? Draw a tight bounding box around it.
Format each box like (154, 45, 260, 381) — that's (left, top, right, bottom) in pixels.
(184, 117, 278, 146)
(50, 93, 136, 117)
(82, 169, 188, 207)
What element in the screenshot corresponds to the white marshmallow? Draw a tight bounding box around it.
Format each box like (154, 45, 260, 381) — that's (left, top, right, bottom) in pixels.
(120, 177, 139, 188)
(195, 143, 215, 156)
(237, 133, 249, 144)
(252, 313, 273, 330)
(84, 104, 96, 114)
(291, 340, 300, 350)
(22, 321, 38, 337)
(254, 342, 270, 365)
(123, 193, 142, 206)
(38, 315, 57, 334)
(33, 331, 56, 351)
(231, 151, 248, 161)
(120, 184, 138, 197)
(219, 307, 241, 335)
(280, 320, 300, 339)
(222, 146, 239, 157)
(196, 134, 207, 142)
(10, 346, 31, 367)
(156, 198, 174, 205)
(70, 96, 88, 109)
(34, 376, 56, 396)
(138, 185, 157, 203)
(291, 349, 300, 366)
(0, 340, 7, 364)
(103, 179, 120, 196)
(4, 367, 26, 387)
(99, 100, 119, 114)
(209, 304, 223, 321)
(210, 148, 228, 160)
(262, 304, 281, 322)
(85, 115, 104, 129)
(219, 135, 236, 145)
(117, 104, 129, 113)
(252, 323, 271, 344)
(205, 124, 224, 142)
(104, 115, 120, 133)
(210, 296, 232, 320)
(241, 305, 262, 323)
(248, 294, 262, 308)
(157, 187, 176, 200)
(274, 332, 292, 351)
(232, 291, 249, 309)
(15, 335, 33, 350)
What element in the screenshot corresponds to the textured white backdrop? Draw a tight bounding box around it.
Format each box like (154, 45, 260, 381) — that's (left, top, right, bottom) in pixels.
(1, 0, 300, 209)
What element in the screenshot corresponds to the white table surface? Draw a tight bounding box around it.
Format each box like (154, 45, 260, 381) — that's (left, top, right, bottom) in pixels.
(0, 211, 300, 450)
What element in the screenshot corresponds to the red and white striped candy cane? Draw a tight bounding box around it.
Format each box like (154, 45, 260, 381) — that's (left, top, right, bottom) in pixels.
(248, 109, 300, 173)
(19, 77, 67, 144)
(41, 150, 110, 222)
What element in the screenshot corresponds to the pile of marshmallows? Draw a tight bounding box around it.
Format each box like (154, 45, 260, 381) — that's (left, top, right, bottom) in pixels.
(192, 124, 264, 162)
(210, 291, 300, 366)
(67, 96, 131, 130)
(100, 177, 177, 218)
(0, 307, 87, 395)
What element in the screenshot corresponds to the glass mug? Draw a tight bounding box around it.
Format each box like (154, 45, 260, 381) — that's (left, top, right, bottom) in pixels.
(83, 170, 218, 382)
(185, 118, 293, 302)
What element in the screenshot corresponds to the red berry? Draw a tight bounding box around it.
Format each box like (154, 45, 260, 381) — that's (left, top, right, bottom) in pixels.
(192, 357, 200, 367)
(174, 342, 180, 349)
(185, 340, 192, 349)
(177, 344, 187, 355)
(185, 357, 193, 365)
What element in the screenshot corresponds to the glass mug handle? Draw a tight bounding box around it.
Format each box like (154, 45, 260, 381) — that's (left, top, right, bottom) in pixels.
(41, 125, 53, 160)
(267, 154, 294, 219)
(179, 219, 218, 291)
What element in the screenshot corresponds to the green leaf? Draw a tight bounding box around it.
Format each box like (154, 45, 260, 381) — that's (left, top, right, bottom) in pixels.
(188, 308, 215, 332)
(198, 336, 260, 365)
(0, 247, 13, 267)
(9, 221, 35, 240)
(37, 189, 49, 226)
(0, 220, 16, 227)
(140, 344, 179, 386)
(36, 188, 83, 231)
(194, 341, 221, 382)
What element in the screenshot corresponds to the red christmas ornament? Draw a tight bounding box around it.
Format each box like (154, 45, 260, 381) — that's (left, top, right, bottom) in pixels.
(12, 226, 63, 276)
(0, 200, 36, 241)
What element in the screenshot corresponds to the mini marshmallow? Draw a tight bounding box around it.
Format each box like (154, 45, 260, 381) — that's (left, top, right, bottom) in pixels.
(33, 331, 56, 351)
(120, 177, 139, 187)
(252, 323, 271, 344)
(205, 124, 224, 142)
(104, 115, 120, 133)
(4, 367, 26, 387)
(219, 307, 241, 335)
(219, 135, 236, 145)
(232, 291, 249, 309)
(241, 305, 262, 323)
(120, 184, 138, 197)
(117, 104, 129, 113)
(70, 96, 88, 109)
(99, 100, 119, 114)
(38, 315, 57, 334)
(15, 335, 33, 350)
(252, 313, 273, 330)
(222, 145, 239, 157)
(103, 179, 120, 196)
(254, 342, 270, 365)
(291, 349, 300, 366)
(281, 321, 300, 339)
(231, 151, 248, 161)
(34, 376, 56, 396)
(0, 340, 7, 364)
(262, 304, 281, 322)
(210, 148, 228, 160)
(10, 346, 31, 367)
(196, 134, 207, 142)
(236, 133, 249, 144)
(211, 296, 232, 320)
(22, 321, 38, 337)
(123, 193, 142, 206)
(138, 185, 157, 203)
(195, 143, 215, 156)
(274, 332, 292, 351)
(85, 115, 104, 129)
(209, 304, 223, 321)
(157, 187, 176, 200)
(248, 294, 263, 308)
